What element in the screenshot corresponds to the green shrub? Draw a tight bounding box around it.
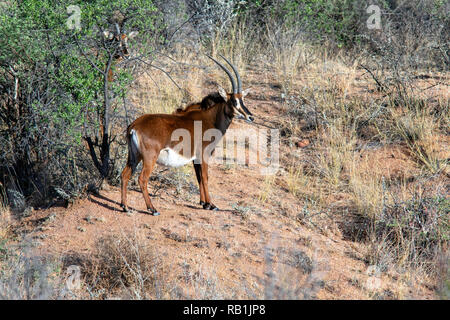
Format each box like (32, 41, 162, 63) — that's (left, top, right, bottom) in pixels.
(0, 0, 162, 206)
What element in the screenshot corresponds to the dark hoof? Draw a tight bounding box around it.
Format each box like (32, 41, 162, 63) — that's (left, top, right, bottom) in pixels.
(120, 204, 129, 213)
(200, 200, 206, 206)
(203, 203, 219, 211)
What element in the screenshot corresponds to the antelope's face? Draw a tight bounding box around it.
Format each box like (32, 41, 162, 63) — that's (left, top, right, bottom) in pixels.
(219, 87, 254, 123)
(103, 30, 139, 61)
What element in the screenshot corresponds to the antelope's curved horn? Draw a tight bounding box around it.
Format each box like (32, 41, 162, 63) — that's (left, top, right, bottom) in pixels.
(114, 23, 121, 36)
(206, 54, 237, 94)
(218, 54, 242, 93)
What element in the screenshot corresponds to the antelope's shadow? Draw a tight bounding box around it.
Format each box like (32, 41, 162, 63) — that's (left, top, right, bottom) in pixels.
(88, 192, 234, 215)
(88, 192, 151, 215)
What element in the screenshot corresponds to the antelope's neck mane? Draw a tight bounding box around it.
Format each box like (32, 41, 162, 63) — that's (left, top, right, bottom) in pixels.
(173, 91, 233, 134)
(198, 92, 226, 110)
(174, 92, 226, 114)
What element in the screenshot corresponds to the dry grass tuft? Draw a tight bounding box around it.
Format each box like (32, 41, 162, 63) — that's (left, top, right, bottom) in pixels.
(80, 230, 168, 299)
(271, 47, 449, 293)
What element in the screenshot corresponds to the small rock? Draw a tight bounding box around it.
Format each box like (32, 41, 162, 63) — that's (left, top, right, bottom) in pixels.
(193, 239, 209, 248)
(77, 226, 86, 232)
(45, 213, 57, 223)
(289, 250, 313, 274)
(95, 216, 106, 223)
(21, 207, 33, 217)
(83, 215, 94, 224)
(231, 252, 242, 258)
(296, 139, 310, 148)
(216, 241, 231, 250)
(101, 183, 112, 191)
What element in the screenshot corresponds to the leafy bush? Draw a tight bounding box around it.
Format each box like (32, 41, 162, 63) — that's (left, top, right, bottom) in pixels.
(236, 0, 365, 48)
(363, 0, 449, 70)
(0, 0, 162, 206)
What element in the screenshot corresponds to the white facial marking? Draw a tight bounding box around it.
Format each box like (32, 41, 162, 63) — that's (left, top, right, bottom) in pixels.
(103, 30, 114, 40)
(235, 98, 241, 109)
(156, 148, 195, 167)
(234, 98, 246, 117)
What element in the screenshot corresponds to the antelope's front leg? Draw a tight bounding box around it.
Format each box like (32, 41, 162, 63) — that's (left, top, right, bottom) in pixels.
(200, 162, 218, 211)
(193, 162, 206, 206)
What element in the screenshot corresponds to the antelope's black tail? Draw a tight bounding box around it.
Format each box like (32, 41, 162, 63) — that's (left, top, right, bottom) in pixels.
(127, 128, 140, 174)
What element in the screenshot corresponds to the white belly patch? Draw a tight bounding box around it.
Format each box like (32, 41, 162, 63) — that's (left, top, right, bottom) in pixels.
(156, 148, 195, 167)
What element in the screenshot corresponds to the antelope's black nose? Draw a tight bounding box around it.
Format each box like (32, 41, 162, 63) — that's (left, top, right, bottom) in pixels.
(247, 115, 254, 122)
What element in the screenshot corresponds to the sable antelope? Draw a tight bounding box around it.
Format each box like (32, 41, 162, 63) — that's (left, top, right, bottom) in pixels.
(102, 24, 138, 82)
(120, 55, 253, 216)
(83, 16, 138, 180)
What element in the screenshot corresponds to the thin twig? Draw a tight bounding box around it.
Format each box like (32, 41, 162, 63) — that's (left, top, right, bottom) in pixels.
(74, 36, 105, 75)
(360, 64, 387, 92)
(135, 57, 186, 93)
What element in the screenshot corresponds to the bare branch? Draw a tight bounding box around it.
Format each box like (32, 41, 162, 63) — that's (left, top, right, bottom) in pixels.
(135, 57, 184, 91)
(74, 36, 105, 75)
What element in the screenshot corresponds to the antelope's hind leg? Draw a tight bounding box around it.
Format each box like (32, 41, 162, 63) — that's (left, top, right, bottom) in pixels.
(120, 157, 140, 213)
(139, 156, 160, 216)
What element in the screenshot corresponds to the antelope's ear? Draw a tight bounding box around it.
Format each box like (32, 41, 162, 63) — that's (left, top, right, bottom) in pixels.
(128, 31, 139, 39)
(242, 88, 251, 97)
(103, 30, 114, 40)
(218, 86, 228, 100)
